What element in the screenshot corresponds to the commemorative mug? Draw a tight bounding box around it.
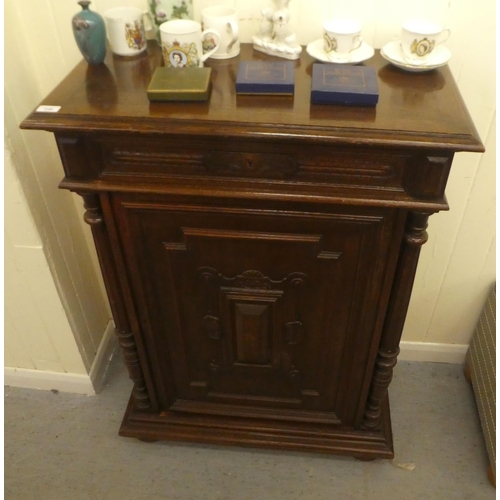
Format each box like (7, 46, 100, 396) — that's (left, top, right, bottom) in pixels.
(401, 20, 451, 65)
(104, 7, 147, 57)
(160, 19, 220, 67)
(201, 6, 240, 59)
(323, 19, 362, 62)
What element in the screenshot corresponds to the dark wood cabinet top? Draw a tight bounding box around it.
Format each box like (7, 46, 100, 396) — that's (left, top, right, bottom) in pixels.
(21, 42, 483, 153)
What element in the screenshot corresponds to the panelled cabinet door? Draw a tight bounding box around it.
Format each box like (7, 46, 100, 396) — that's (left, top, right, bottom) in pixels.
(113, 194, 403, 427)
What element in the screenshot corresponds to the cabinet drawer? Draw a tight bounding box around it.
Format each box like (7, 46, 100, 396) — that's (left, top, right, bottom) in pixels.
(97, 135, 407, 193)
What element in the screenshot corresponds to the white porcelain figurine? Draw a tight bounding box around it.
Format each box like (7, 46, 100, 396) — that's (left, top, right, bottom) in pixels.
(252, 0, 302, 60)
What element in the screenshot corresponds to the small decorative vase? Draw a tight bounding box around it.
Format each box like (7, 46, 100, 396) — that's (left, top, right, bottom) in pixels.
(72, 1, 107, 65)
(148, 0, 194, 42)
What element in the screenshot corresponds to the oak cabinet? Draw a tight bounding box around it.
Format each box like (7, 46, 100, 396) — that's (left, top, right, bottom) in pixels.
(22, 43, 483, 459)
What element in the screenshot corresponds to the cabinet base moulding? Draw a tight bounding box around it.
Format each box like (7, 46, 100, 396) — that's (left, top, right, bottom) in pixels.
(119, 393, 395, 460)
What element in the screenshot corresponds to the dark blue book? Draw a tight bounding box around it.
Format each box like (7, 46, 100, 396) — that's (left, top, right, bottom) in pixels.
(311, 64, 379, 106)
(236, 61, 294, 95)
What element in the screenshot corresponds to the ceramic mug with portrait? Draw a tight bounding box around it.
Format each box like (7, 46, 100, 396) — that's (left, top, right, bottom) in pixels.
(401, 20, 451, 65)
(104, 7, 148, 57)
(160, 19, 220, 68)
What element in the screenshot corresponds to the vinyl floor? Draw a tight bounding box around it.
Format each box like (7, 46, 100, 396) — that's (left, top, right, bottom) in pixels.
(4, 355, 495, 500)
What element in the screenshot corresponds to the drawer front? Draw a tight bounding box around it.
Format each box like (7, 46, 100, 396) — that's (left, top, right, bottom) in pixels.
(97, 135, 407, 193)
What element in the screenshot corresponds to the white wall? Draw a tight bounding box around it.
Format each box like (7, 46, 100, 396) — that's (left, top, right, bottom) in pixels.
(5, 0, 495, 385)
(5, 0, 112, 391)
(4, 141, 88, 375)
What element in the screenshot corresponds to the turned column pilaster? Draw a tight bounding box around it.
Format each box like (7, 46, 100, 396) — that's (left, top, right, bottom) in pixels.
(363, 211, 430, 430)
(79, 193, 151, 410)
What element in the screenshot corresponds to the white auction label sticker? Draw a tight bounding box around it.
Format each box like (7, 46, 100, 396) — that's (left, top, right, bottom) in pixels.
(36, 105, 61, 113)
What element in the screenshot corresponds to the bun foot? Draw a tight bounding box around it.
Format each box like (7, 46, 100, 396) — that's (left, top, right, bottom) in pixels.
(355, 455, 376, 461)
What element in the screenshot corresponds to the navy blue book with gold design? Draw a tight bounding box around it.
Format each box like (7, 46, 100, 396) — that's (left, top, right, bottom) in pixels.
(236, 61, 294, 95)
(311, 64, 379, 106)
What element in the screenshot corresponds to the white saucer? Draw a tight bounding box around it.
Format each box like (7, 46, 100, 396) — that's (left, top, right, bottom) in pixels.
(306, 39, 374, 65)
(381, 40, 451, 72)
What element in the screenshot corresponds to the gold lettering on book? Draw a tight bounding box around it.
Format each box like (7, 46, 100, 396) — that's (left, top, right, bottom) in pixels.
(322, 67, 367, 88)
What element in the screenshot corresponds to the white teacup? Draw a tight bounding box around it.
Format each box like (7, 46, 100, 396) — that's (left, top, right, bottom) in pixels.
(401, 20, 451, 65)
(160, 19, 220, 68)
(201, 6, 240, 59)
(323, 19, 362, 62)
(104, 7, 148, 57)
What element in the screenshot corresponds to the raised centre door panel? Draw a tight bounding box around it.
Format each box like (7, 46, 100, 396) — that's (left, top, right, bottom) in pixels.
(112, 194, 403, 426)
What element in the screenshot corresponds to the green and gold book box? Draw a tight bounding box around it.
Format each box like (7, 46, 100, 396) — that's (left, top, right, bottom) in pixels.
(147, 67, 212, 102)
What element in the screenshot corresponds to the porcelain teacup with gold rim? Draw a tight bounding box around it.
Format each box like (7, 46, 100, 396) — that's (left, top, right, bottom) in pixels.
(401, 20, 450, 66)
(323, 19, 362, 62)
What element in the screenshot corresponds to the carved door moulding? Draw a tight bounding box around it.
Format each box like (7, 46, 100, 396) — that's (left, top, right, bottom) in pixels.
(197, 266, 307, 378)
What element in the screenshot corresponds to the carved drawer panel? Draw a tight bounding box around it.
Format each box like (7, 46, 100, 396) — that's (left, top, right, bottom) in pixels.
(112, 194, 403, 426)
(97, 135, 407, 193)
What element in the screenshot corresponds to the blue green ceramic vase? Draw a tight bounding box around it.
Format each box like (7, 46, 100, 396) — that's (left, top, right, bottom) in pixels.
(72, 1, 106, 65)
